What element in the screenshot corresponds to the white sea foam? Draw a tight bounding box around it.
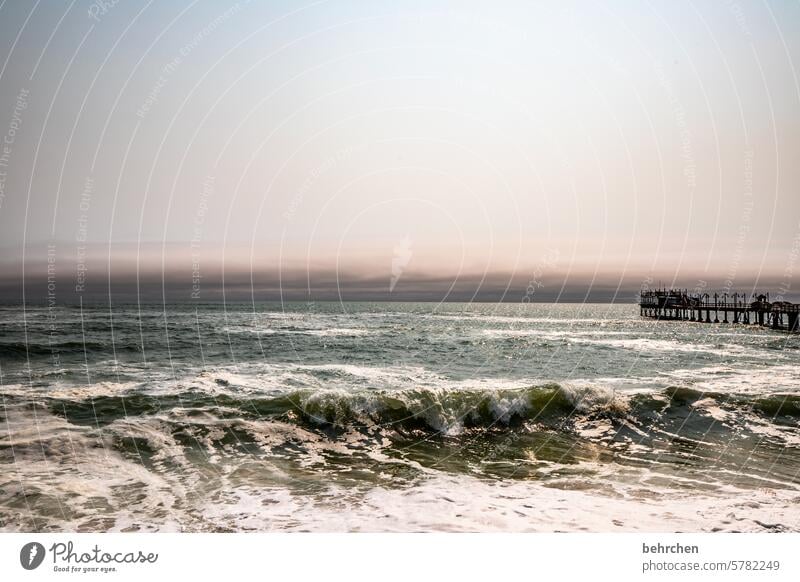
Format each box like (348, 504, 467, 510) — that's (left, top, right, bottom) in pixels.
(193, 473, 800, 532)
(0, 381, 141, 400)
(302, 328, 374, 337)
(559, 383, 628, 414)
(570, 336, 766, 358)
(663, 364, 800, 394)
(0, 405, 187, 532)
(225, 326, 375, 337)
(481, 329, 631, 339)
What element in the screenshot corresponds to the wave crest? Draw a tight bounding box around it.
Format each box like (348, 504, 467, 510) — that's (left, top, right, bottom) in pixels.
(288, 383, 626, 435)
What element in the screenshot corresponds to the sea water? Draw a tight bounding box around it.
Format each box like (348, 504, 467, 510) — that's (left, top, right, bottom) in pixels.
(1, 302, 798, 531)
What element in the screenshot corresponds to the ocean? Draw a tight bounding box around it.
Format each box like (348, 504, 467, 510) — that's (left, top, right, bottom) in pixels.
(1, 302, 798, 532)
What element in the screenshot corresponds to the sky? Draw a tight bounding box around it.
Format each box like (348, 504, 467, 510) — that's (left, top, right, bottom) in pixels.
(0, 0, 798, 302)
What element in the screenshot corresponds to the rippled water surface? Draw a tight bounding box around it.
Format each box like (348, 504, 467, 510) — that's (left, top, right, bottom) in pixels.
(1, 302, 799, 531)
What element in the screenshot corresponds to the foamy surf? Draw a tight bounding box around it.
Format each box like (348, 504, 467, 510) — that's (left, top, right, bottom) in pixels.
(1, 302, 798, 532)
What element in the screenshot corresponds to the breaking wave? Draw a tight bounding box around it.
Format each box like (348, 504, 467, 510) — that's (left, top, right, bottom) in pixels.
(5, 382, 795, 439)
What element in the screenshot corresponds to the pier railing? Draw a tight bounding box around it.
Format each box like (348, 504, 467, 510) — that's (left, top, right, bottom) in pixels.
(639, 289, 799, 332)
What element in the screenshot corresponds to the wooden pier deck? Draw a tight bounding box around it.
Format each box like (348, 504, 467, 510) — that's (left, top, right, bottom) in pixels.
(639, 289, 800, 332)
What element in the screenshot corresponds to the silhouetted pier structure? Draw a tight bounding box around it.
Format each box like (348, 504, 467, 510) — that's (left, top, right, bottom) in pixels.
(639, 289, 799, 332)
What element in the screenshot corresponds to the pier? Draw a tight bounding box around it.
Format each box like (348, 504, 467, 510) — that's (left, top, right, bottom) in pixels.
(639, 289, 800, 332)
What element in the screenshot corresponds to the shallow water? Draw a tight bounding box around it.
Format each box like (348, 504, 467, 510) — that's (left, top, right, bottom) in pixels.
(1, 302, 799, 531)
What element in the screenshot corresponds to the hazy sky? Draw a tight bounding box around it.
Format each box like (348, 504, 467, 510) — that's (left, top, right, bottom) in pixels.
(0, 0, 798, 301)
